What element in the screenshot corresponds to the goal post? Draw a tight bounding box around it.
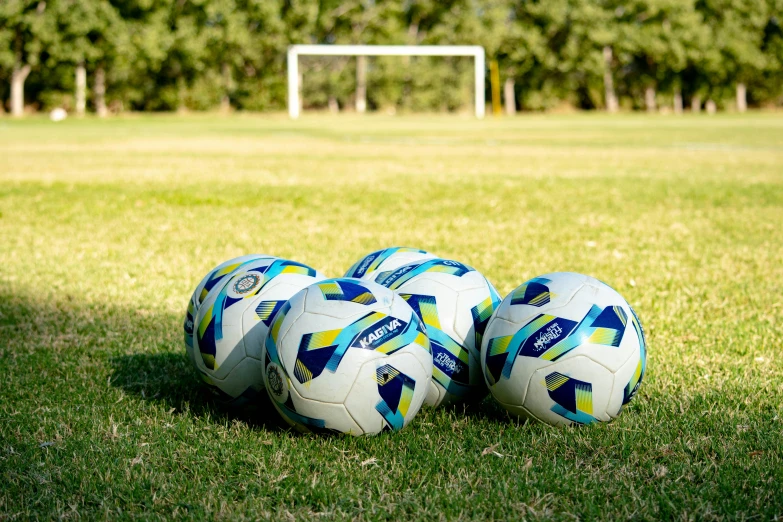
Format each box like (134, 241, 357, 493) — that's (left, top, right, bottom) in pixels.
(287, 44, 486, 119)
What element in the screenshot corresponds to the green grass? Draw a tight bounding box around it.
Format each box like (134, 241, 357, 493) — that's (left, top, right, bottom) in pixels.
(1, 112, 782, 520)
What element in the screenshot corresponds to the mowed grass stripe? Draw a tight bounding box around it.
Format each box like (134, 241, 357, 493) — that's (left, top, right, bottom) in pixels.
(0, 114, 781, 520)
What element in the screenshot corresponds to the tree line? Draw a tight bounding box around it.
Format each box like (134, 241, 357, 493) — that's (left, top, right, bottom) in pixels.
(1, 0, 781, 117)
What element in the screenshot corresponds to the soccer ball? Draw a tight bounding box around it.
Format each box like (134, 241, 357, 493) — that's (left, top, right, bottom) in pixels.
(373, 258, 501, 408)
(344, 247, 436, 280)
(481, 272, 647, 426)
(262, 278, 432, 435)
(192, 257, 326, 402)
(184, 254, 270, 366)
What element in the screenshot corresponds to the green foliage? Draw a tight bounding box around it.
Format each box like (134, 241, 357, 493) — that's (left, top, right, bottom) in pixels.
(0, 0, 781, 112)
(0, 1, 58, 73)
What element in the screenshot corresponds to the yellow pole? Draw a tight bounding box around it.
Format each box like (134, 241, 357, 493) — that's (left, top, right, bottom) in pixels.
(489, 59, 501, 116)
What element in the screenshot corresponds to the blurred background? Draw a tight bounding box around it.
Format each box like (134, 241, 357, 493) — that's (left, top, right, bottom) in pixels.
(0, 0, 781, 117)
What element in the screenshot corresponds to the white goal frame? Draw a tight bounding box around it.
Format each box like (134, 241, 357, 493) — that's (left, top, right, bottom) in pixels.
(287, 44, 486, 119)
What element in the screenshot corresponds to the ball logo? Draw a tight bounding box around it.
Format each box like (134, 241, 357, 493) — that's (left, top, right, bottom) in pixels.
(352, 254, 378, 278)
(434, 351, 464, 375)
(233, 273, 260, 295)
(533, 323, 563, 351)
(352, 316, 405, 350)
(266, 363, 287, 402)
(374, 264, 416, 286)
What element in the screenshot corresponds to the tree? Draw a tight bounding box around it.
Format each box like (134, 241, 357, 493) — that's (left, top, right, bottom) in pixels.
(0, 0, 57, 116)
(49, 0, 125, 116)
(200, 0, 253, 112)
(757, 0, 783, 105)
(610, 0, 710, 112)
(434, 0, 518, 113)
(696, 0, 769, 111)
(311, 0, 402, 111)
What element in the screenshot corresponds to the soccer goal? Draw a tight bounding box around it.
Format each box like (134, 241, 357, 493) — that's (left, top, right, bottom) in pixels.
(287, 44, 486, 119)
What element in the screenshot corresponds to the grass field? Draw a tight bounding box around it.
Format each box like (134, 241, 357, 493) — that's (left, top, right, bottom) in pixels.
(1, 112, 782, 520)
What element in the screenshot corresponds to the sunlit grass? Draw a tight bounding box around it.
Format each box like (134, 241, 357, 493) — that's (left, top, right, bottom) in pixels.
(1, 113, 781, 520)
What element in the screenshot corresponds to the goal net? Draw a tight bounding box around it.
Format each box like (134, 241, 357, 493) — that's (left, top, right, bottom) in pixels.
(287, 45, 486, 118)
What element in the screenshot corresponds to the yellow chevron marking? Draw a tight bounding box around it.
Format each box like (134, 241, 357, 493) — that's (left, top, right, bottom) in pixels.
(576, 387, 593, 414)
(198, 304, 214, 337)
(545, 373, 569, 391)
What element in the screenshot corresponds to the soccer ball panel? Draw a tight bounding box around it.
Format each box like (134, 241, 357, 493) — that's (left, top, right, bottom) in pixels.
(494, 400, 536, 422)
(302, 278, 394, 318)
(281, 294, 426, 404)
(283, 317, 386, 403)
(483, 272, 646, 426)
(526, 356, 614, 426)
(194, 286, 246, 379)
(191, 257, 325, 400)
(241, 280, 323, 360)
(263, 278, 432, 435)
(196, 258, 325, 379)
(344, 247, 436, 280)
(288, 385, 364, 435)
(501, 273, 587, 325)
(512, 291, 638, 373)
(454, 282, 497, 357)
(607, 349, 641, 419)
(192, 254, 274, 307)
(397, 277, 460, 338)
(184, 254, 273, 354)
(482, 314, 562, 406)
(376, 260, 499, 407)
(608, 314, 647, 418)
(269, 380, 363, 435)
(345, 351, 432, 433)
(215, 356, 266, 401)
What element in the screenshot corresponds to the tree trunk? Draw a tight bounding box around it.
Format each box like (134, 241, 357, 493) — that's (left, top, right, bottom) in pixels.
(645, 86, 657, 113)
(736, 83, 747, 112)
(602, 46, 618, 113)
(11, 62, 31, 117)
(706, 99, 717, 114)
(691, 95, 701, 113)
(94, 66, 107, 117)
(673, 89, 683, 115)
(328, 96, 339, 113)
(75, 62, 87, 116)
(177, 77, 187, 113)
(220, 62, 231, 113)
(503, 77, 516, 115)
(355, 55, 367, 113)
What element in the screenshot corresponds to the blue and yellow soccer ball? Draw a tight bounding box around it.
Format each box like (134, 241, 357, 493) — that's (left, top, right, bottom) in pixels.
(191, 257, 326, 402)
(481, 272, 646, 426)
(344, 247, 436, 281)
(373, 258, 501, 408)
(262, 278, 432, 435)
(184, 255, 270, 367)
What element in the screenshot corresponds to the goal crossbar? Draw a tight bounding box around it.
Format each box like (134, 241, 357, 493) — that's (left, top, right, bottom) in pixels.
(287, 44, 486, 119)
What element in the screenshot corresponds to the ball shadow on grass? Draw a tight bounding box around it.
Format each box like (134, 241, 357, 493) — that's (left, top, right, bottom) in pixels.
(108, 351, 288, 432)
(455, 395, 520, 424)
(0, 287, 287, 433)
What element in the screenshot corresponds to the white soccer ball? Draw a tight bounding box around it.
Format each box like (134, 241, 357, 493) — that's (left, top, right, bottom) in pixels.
(481, 272, 647, 426)
(262, 278, 432, 435)
(184, 254, 271, 367)
(192, 257, 326, 402)
(373, 258, 501, 408)
(49, 108, 67, 122)
(344, 247, 436, 281)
